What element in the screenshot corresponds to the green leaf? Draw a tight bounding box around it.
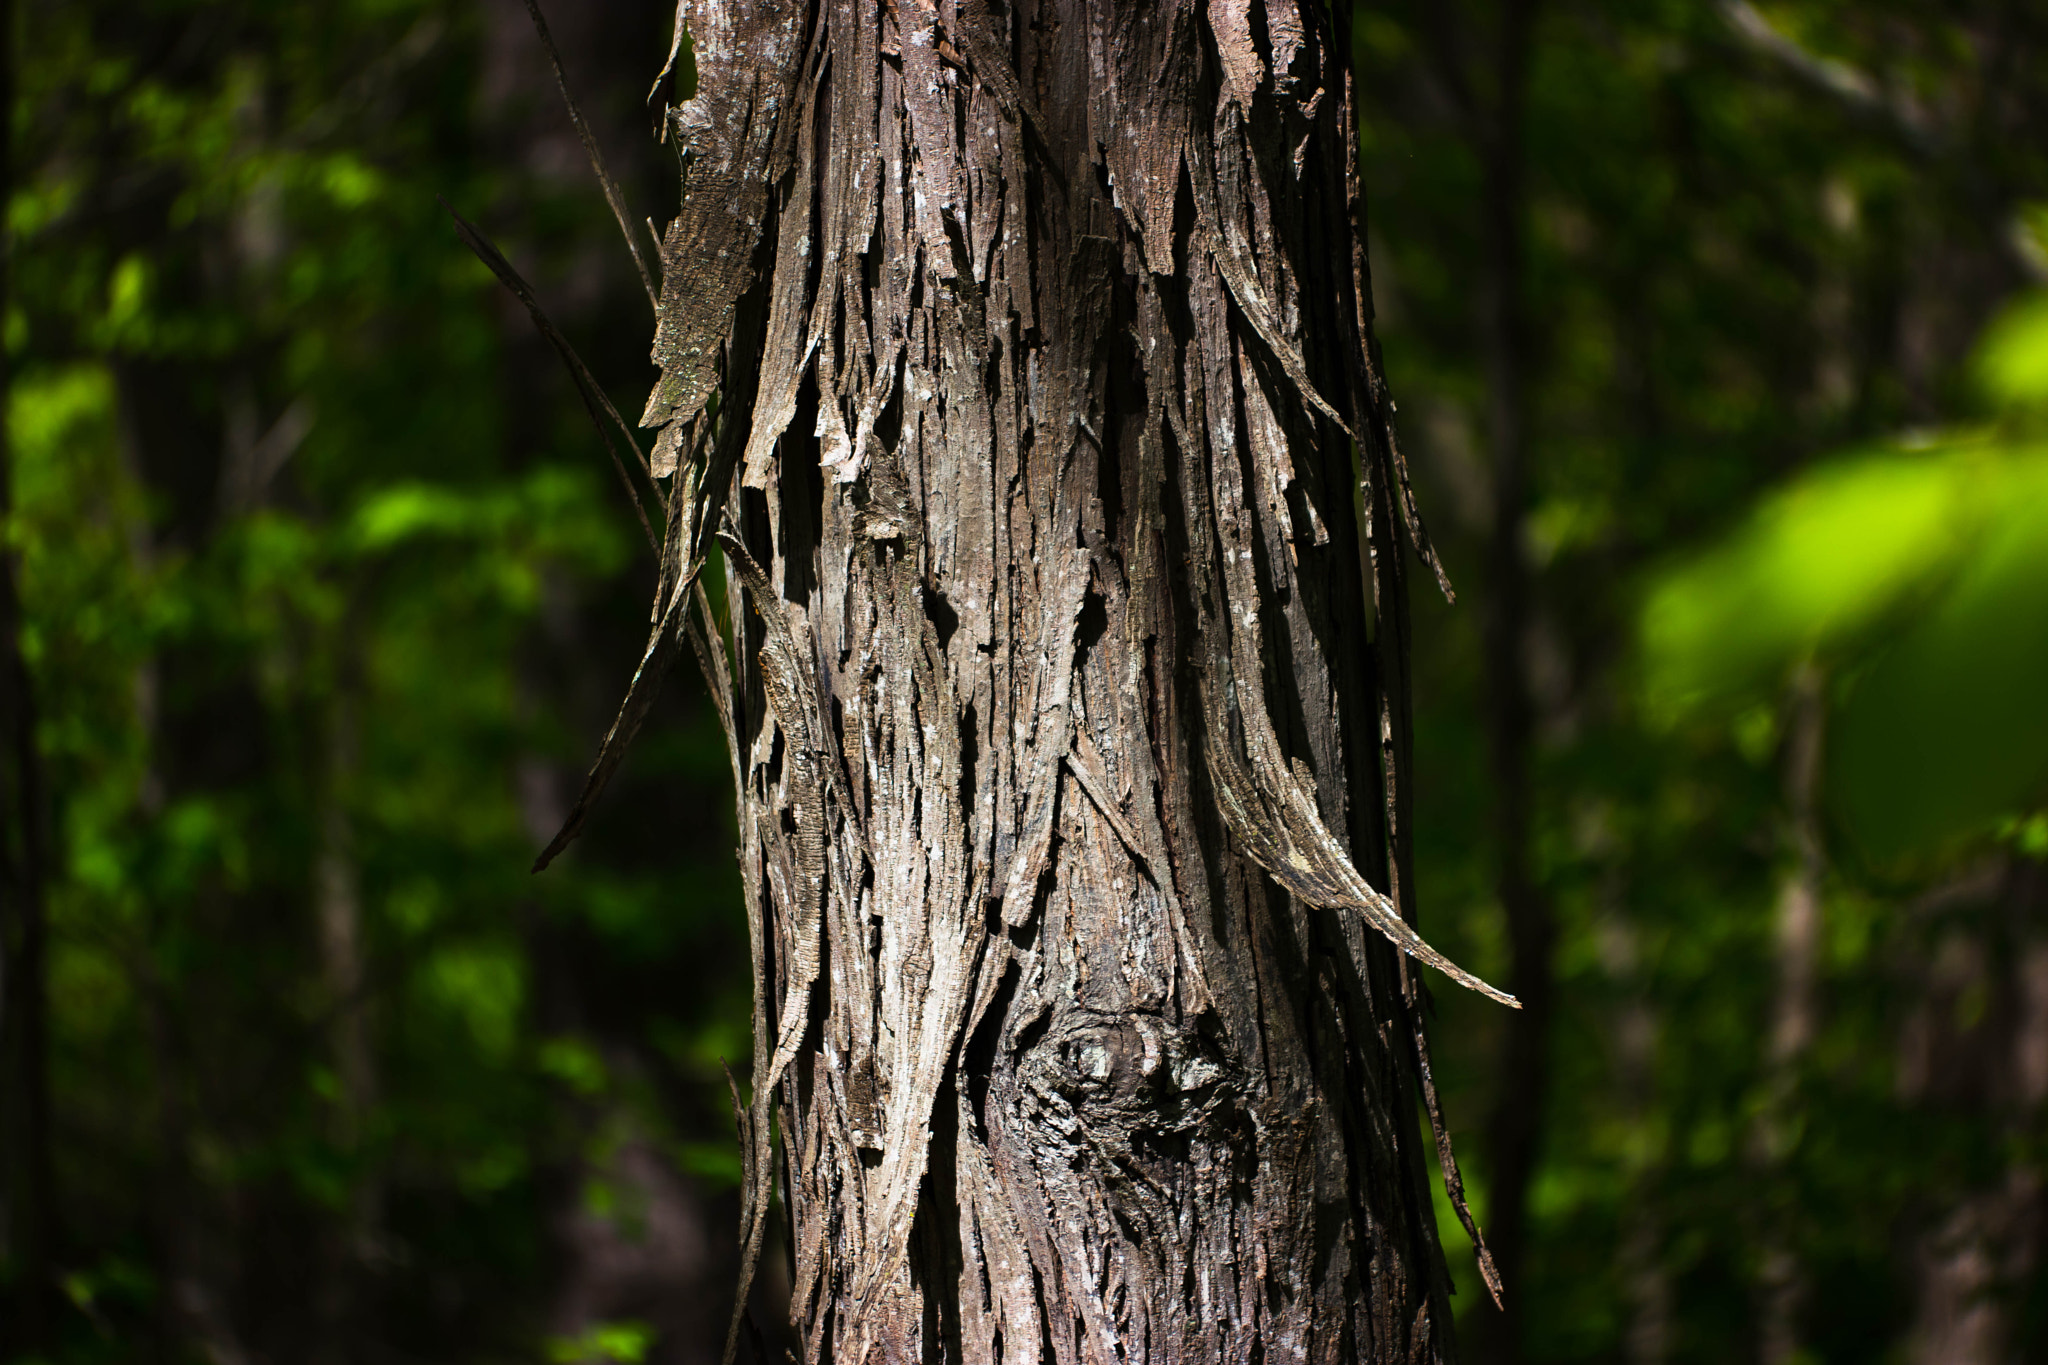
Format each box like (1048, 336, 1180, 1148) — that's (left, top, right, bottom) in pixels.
(547, 1320, 656, 1365)
(1639, 449, 1982, 717)
(1830, 459, 2048, 853)
(1976, 289, 2048, 411)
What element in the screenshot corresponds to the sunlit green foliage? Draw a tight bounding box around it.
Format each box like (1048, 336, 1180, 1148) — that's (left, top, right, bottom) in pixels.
(8, 0, 2048, 1362)
(548, 1319, 655, 1365)
(1360, 1, 2048, 1361)
(1644, 296, 2048, 856)
(6, 3, 749, 1360)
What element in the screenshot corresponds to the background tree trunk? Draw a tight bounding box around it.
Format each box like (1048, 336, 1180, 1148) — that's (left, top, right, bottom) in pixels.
(1751, 664, 1824, 1365)
(1472, 4, 1551, 1362)
(0, 0, 58, 1343)
(556, 2, 1514, 1358)
(1898, 857, 2048, 1365)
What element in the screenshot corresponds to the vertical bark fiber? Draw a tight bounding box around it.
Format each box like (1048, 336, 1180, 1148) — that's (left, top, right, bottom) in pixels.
(554, 3, 1517, 1358)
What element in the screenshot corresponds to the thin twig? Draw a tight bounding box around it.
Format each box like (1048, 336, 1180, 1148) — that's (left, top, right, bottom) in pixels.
(1716, 0, 1939, 156)
(1715, 0, 2046, 283)
(1413, 1007, 1506, 1307)
(521, 0, 662, 311)
(439, 197, 660, 552)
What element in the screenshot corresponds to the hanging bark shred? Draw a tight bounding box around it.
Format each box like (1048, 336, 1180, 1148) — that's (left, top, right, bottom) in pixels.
(539, 2, 1516, 1359)
(520, 0, 661, 312)
(440, 201, 661, 552)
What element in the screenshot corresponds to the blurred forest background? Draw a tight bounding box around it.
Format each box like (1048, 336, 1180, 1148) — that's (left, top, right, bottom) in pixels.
(2, 2, 2046, 1363)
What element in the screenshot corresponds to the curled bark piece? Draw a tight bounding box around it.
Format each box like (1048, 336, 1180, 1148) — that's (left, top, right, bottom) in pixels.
(716, 530, 828, 1097)
(1201, 718, 1520, 1008)
(640, 0, 805, 436)
(1158, 286, 1516, 1007)
(648, 0, 690, 110)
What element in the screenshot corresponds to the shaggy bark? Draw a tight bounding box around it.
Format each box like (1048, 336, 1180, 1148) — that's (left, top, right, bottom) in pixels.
(546, 2, 1516, 1359)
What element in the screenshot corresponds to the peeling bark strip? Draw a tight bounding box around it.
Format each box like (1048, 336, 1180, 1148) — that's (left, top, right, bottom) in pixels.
(556, 2, 1516, 1358)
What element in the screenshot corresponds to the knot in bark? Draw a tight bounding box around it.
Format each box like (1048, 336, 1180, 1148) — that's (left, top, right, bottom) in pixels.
(1017, 1010, 1236, 1138)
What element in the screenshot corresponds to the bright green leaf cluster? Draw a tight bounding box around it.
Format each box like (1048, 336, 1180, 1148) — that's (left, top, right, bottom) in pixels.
(1642, 294, 2048, 856)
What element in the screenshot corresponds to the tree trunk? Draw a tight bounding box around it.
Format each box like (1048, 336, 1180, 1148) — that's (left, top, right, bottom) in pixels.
(314, 675, 382, 1365)
(0, 0, 58, 1342)
(1751, 663, 1824, 1365)
(1899, 856, 2048, 1365)
(546, 3, 1517, 1359)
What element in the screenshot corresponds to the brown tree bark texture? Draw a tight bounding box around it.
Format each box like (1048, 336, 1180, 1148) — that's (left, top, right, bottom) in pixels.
(557, 2, 1514, 1360)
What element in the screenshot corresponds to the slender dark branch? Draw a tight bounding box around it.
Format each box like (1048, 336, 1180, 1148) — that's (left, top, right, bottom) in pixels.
(529, 557, 701, 874)
(439, 198, 661, 553)
(521, 0, 662, 311)
(1413, 1012, 1505, 1307)
(1417, 0, 1479, 132)
(1381, 412, 1457, 604)
(1716, 0, 2046, 283)
(1715, 0, 1940, 157)
(290, 15, 446, 149)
